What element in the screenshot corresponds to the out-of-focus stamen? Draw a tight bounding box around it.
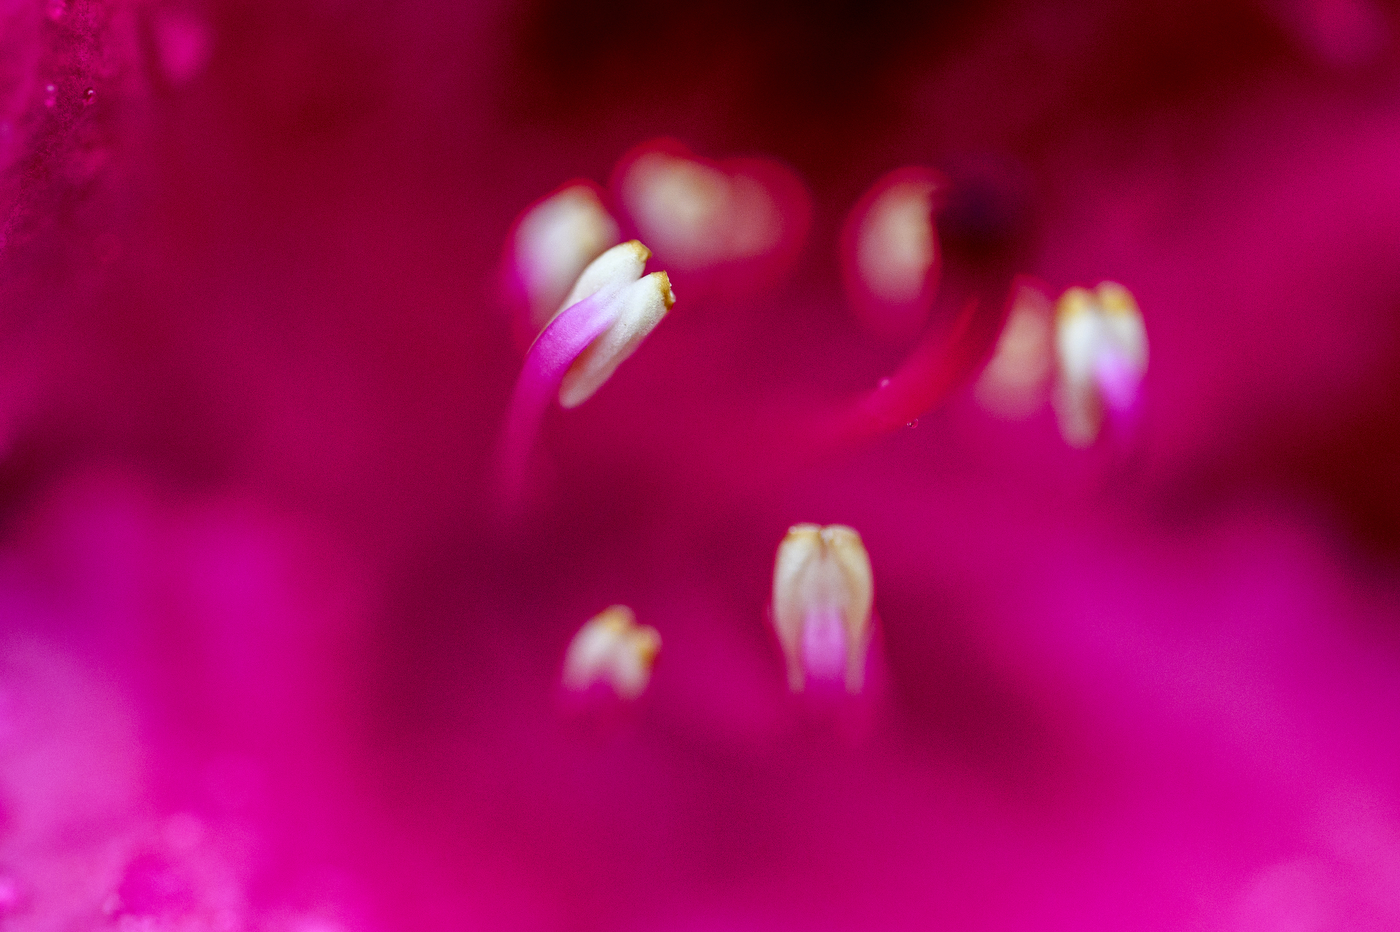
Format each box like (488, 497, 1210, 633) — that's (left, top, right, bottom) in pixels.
(858, 181, 938, 303)
(617, 146, 789, 273)
(622, 152, 732, 270)
(1052, 281, 1148, 447)
(842, 168, 946, 339)
(975, 280, 1054, 418)
(562, 605, 661, 700)
(771, 524, 874, 694)
(510, 184, 621, 333)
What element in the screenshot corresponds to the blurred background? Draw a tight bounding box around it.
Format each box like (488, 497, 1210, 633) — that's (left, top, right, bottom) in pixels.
(2, 0, 1400, 929)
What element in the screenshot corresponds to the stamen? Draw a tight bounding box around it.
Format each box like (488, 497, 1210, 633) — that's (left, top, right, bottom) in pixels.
(771, 524, 874, 694)
(560, 270, 675, 409)
(621, 151, 733, 271)
(858, 182, 938, 302)
(975, 280, 1055, 418)
(616, 142, 802, 275)
(842, 168, 946, 339)
(562, 605, 661, 700)
(1052, 281, 1148, 447)
(496, 241, 674, 498)
(509, 183, 621, 334)
(556, 237, 649, 315)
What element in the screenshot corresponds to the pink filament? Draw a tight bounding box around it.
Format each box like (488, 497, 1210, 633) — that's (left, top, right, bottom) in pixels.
(702, 292, 1013, 488)
(495, 289, 620, 500)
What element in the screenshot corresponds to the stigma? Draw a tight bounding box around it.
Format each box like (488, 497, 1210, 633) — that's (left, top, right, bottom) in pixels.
(771, 524, 874, 694)
(1052, 281, 1148, 447)
(562, 605, 661, 700)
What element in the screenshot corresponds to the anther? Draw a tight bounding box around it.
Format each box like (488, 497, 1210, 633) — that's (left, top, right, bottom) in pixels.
(511, 184, 620, 333)
(562, 606, 661, 700)
(843, 169, 945, 339)
(495, 239, 674, 500)
(771, 524, 874, 694)
(975, 281, 1054, 418)
(1052, 281, 1148, 447)
(857, 181, 938, 304)
(548, 239, 674, 408)
(619, 148, 784, 272)
(560, 269, 674, 408)
(556, 239, 650, 314)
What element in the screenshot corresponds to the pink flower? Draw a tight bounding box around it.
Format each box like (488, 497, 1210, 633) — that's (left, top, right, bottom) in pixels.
(2, 1, 1400, 930)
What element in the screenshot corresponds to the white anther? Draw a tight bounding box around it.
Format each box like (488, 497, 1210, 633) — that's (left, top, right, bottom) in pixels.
(620, 152, 781, 271)
(559, 270, 675, 408)
(975, 282, 1055, 418)
(557, 239, 650, 315)
(554, 240, 668, 409)
(562, 606, 661, 700)
(622, 153, 729, 270)
(1052, 282, 1148, 447)
(856, 179, 939, 304)
(514, 185, 621, 332)
(771, 524, 874, 694)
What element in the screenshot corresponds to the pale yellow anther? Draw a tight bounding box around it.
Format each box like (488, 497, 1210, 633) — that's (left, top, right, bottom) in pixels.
(975, 282, 1055, 418)
(514, 186, 621, 333)
(559, 270, 675, 408)
(557, 240, 651, 316)
(621, 152, 782, 271)
(1052, 281, 1148, 447)
(562, 605, 662, 700)
(857, 180, 939, 303)
(771, 524, 874, 694)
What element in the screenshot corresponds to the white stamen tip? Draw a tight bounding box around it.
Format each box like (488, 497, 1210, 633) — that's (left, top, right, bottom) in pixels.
(857, 179, 940, 304)
(621, 151, 783, 271)
(975, 282, 1055, 418)
(556, 239, 651, 317)
(559, 270, 674, 409)
(771, 524, 874, 694)
(1052, 281, 1148, 447)
(562, 605, 662, 700)
(513, 185, 621, 332)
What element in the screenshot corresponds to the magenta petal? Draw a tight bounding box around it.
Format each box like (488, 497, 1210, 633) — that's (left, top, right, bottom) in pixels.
(495, 289, 619, 500)
(696, 296, 1013, 487)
